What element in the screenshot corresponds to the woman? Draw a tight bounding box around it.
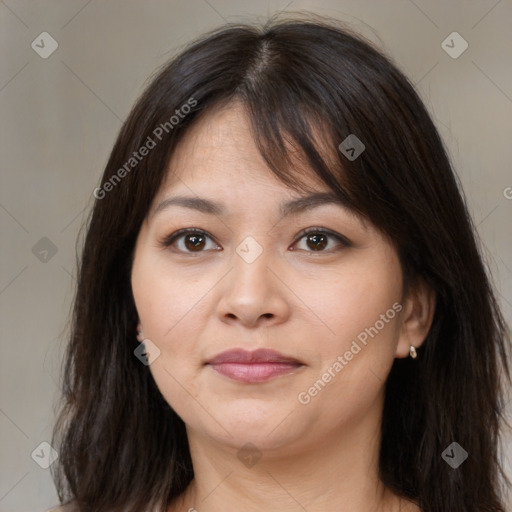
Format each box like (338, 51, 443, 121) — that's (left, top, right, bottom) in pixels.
(49, 13, 511, 512)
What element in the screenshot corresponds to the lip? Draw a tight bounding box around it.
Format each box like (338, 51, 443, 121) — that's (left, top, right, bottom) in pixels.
(206, 348, 302, 365)
(205, 348, 304, 383)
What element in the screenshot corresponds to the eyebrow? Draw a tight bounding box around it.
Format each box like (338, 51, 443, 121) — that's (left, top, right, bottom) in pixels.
(151, 191, 349, 220)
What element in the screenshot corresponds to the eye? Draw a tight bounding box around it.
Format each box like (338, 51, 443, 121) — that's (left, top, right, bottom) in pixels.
(292, 227, 352, 253)
(160, 228, 220, 253)
(160, 227, 351, 254)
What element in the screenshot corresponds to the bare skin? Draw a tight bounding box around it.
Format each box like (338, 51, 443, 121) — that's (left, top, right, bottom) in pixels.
(131, 101, 434, 512)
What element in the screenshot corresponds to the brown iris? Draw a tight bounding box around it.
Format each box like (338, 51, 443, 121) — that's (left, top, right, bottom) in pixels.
(184, 233, 206, 252)
(305, 232, 328, 251)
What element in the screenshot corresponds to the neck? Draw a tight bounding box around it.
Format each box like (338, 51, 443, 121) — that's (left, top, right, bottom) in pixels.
(168, 392, 408, 512)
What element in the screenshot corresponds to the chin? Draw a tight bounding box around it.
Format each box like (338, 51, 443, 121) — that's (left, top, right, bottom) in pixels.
(212, 410, 307, 448)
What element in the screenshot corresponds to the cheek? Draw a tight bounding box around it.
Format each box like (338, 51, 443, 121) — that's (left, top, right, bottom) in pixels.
(299, 309, 401, 428)
(132, 251, 205, 345)
(296, 255, 403, 414)
(131, 255, 219, 423)
(292, 257, 402, 346)
(131, 258, 206, 416)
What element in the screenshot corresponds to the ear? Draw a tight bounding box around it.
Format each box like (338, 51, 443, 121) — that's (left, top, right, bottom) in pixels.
(136, 321, 144, 342)
(395, 278, 436, 358)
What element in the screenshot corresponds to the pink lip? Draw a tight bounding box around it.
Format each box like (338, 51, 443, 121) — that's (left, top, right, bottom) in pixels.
(206, 348, 304, 383)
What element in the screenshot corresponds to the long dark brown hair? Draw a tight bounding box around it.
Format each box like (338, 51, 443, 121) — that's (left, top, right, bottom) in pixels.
(51, 13, 512, 512)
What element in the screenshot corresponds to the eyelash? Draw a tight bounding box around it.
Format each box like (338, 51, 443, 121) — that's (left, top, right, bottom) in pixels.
(159, 227, 352, 254)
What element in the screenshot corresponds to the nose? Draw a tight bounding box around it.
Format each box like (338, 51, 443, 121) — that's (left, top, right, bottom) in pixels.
(215, 242, 291, 329)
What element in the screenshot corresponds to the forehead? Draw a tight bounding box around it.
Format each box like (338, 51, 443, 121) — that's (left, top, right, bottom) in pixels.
(159, 100, 331, 196)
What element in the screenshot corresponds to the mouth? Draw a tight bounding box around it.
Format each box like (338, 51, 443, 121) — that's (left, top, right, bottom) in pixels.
(205, 348, 304, 383)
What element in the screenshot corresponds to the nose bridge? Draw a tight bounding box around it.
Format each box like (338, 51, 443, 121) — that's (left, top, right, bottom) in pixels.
(216, 232, 289, 326)
(231, 232, 275, 296)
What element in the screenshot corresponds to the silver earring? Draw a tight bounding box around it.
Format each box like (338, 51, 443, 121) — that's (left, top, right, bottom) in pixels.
(409, 345, 418, 359)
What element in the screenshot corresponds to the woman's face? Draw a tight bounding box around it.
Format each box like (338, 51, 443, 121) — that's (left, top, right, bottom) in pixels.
(131, 102, 410, 454)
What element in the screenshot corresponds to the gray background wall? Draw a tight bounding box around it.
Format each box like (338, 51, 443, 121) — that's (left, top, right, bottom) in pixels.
(0, 1, 511, 511)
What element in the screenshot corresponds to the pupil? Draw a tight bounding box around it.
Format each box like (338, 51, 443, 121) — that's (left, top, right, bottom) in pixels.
(308, 233, 327, 251)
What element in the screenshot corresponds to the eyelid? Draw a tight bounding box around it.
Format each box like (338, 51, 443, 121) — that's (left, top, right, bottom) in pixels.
(294, 227, 353, 249)
(159, 226, 352, 253)
(159, 228, 220, 250)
